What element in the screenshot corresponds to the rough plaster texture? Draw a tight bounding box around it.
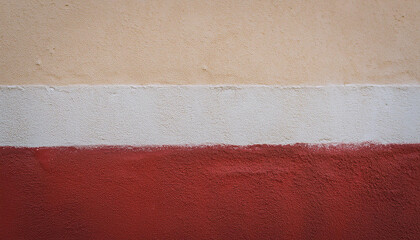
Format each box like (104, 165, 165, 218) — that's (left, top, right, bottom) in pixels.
(0, 0, 419, 85)
(1, 144, 419, 239)
(1, 85, 419, 146)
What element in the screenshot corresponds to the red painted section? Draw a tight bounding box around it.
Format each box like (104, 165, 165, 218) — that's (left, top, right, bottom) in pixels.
(1, 144, 419, 239)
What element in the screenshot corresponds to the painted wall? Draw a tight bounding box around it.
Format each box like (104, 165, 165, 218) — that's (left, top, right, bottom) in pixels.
(1, 86, 419, 146)
(1, 1, 420, 239)
(1, 145, 419, 239)
(1, 0, 419, 85)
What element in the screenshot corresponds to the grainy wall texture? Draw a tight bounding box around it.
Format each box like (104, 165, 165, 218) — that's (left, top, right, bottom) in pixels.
(1, 1, 419, 239)
(1, 85, 419, 146)
(0, 0, 419, 85)
(1, 145, 419, 239)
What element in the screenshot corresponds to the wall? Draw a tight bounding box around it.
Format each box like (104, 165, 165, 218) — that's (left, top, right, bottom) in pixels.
(0, 0, 419, 85)
(2, 145, 419, 239)
(1, 85, 419, 146)
(1, 1, 419, 239)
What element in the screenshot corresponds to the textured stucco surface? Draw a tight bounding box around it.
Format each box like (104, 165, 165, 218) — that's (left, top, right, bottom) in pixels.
(1, 0, 419, 85)
(1, 85, 419, 146)
(1, 144, 419, 239)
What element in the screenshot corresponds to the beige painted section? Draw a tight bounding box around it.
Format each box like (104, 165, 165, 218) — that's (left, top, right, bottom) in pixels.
(1, 0, 419, 85)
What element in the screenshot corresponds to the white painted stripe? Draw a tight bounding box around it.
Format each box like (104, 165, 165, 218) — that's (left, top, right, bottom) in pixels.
(0, 85, 419, 146)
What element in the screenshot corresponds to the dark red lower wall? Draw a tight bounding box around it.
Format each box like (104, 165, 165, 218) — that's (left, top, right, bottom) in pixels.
(1, 144, 419, 239)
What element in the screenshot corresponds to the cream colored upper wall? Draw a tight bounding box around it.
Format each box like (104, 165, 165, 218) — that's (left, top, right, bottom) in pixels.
(1, 0, 419, 85)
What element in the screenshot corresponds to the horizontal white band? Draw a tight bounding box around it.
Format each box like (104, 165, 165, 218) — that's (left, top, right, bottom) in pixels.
(1, 85, 419, 146)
